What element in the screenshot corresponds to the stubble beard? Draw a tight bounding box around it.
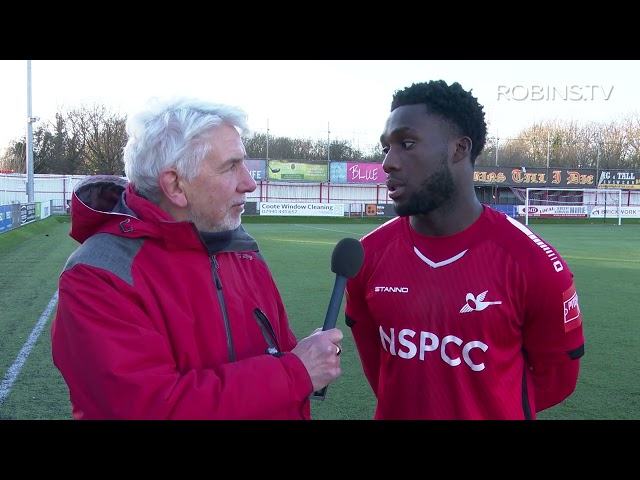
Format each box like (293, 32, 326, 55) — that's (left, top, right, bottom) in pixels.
(395, 155, 455, 217)
(189, 205, 242, 233)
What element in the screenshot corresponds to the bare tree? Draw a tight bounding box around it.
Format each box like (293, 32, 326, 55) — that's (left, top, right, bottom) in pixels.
(475, 137, 498, 167)
(3, 105, 640, 174)
(64, 103, 127, 175)
(0, 139, 26, 173)
(30, 115, 85, 174)
(616, 114, 640, 168)
(494, 115, 640, 170)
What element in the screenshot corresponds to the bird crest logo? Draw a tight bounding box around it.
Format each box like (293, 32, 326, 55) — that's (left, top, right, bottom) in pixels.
(459, 290, 502, 313)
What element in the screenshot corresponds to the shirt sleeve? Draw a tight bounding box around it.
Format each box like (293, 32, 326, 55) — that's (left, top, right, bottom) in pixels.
(522, 255, 585, 412)
(345, 268, 381, 396)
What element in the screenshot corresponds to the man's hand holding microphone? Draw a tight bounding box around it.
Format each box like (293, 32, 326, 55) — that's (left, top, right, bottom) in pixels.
(291, 238, 364, 400)
(291, 327, 344, 393)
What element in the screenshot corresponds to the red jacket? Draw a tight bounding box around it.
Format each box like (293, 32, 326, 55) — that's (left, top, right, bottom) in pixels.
(51, 175, 313, 419)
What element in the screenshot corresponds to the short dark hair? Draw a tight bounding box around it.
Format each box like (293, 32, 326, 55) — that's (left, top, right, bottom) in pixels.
(391, 80, 487, 163)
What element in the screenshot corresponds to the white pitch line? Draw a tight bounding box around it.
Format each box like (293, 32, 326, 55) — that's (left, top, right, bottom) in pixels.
(293, 224, 363, 236)
(0, 290, 58, 408)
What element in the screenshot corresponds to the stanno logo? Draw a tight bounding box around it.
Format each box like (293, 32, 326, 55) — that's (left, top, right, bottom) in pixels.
(459, 290, 502, 313)
(375, 286, 409, 293)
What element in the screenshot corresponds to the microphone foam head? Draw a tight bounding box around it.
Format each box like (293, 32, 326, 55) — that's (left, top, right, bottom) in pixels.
(331, 237, 364, 278)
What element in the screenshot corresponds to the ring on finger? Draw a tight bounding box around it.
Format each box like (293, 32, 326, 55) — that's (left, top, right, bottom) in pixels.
(336, 345, 342, 356)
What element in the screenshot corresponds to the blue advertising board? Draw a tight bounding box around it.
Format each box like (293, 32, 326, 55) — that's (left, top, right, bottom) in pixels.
(0, 204, 12, 232)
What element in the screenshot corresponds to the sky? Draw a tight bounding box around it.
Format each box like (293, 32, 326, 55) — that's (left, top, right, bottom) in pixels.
(1, 60, 639, 156)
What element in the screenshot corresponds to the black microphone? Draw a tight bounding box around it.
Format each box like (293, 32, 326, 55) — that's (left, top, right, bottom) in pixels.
(311, 237, 364, 401)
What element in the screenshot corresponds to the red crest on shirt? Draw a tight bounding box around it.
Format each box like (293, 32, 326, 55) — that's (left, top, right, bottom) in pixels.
(563, 283, 582, 332)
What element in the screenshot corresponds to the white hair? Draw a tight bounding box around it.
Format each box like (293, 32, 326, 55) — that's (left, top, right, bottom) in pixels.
(123, 96, 251, 203)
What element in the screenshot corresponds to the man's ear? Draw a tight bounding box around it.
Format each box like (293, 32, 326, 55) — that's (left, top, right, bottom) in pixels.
(452, 136, 472, 164)
(158, 168, 188, 208)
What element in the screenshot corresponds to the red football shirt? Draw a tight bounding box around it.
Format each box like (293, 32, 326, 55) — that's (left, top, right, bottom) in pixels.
(345, 205, 584, 420)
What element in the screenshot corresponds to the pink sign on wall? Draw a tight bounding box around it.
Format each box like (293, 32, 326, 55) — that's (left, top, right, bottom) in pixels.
(347, 162, 385, 184)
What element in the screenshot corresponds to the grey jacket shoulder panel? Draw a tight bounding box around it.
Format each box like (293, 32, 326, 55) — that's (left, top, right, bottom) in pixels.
(63, 233, 144, 287)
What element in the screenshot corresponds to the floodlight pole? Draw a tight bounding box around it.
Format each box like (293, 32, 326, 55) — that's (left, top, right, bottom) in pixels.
(327, 121, 330, 162)
(546, 131, 551, 190)
(26, 60, 35, 203)
(596, 140, 601, 186)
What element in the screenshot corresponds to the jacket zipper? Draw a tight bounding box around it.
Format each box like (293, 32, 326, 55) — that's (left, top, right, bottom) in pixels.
(254, 308, 283, 357)
(191, 223, 236, 363)
(211, 254, 236, 362)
